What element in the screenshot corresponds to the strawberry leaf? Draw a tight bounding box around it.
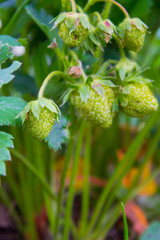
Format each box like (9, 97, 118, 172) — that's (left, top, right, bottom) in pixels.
(0, 132, 14, 148)
(0, 43, 13, 65)
(140, 222, 160, 240)
(0, 131, 14, 176)
(0, 96, 27, 126)
(0, 35, 22, 47)
(45, 115, 70, 151)
(25, 5, 56, 41)
(0, 61, 22, 87)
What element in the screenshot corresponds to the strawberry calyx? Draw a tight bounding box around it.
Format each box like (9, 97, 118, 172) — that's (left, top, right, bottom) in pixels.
(115, 58, 139, 81)
(118, 18, 148, 39)
(50, 12, 91, 32)
(61, 74, 116, 106)
(18, 98, 60, 124)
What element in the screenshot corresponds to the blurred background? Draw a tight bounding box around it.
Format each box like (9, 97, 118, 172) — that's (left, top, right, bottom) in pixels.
(0, 0, 160, 240)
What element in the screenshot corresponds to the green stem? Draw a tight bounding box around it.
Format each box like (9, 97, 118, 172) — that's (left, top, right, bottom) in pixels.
(38, 71, 65, 99)
(10, 149, 57, 201)
(113, 33, 126, 59)
(80, 123, 92, 236)
(102, 2, 112, 19)
(54, 138, 75, 240)
(121, 203, 129, 240)
(62, 121, 85, 240)
(92, 12, 103, 21)
(70, 0, 77, 12)
(86, 110, 158, 235)
(84, 0, 129, 18)
(91, 167, 160, 240)
(2, 0, 30, 35)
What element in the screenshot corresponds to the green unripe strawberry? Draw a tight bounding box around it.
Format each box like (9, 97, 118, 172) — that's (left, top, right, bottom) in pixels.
(51, 12, 90, 47)
(118, 18, 148, 52)
(70, 85, 115, 128)
(24, 107, 56, 140)
(18, 98, 60, 140)
(120, 82, 158, 117)
(58, 20, 88, 46)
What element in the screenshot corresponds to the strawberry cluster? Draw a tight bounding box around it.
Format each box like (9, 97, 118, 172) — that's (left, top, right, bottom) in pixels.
(18, 0, 159, 140)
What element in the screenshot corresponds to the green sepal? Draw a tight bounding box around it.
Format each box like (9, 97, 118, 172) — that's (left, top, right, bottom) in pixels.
(79, 13, 91, 30)
(119, 93, 128, 107)
(116, 58, 139, 81)
(91, 82, 105, 96)
(89, 31, 101, 46)
(86, 76, 94, 85)
(31, 100, 41, 119)
(50, 12, 66, 30)
(19, 98, 60, 124)
(82, 37, 95, 55)
(125, 76, 153, 84)
(122, 85, 130, 94)
(119, 67, 126, 81)
(60, 88, 74, 106)
(130, 18, 148, 31)
(78, 85, 90, 103)
(95, 79, 116, 87)
(97, 19, 115, 35)
(118, 18, 148, 40)
(112, 98, 119, 113)
(65, 16, 77, 32)
(66, 82, 82, 89)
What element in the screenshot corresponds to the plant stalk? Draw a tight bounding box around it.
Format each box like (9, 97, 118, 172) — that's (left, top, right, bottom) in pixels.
(84, 0, 129, 18)
(38, 71, 65, 99)
(70, 0, 77, 12)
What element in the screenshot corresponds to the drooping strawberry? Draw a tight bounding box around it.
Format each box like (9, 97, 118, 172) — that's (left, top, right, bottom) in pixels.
(120, 81, 158, 117)
(18, 98, 60, 140)
(118, 18, 148, 52)
(70, 83, 115, 128)
(50, 12, 90, 47)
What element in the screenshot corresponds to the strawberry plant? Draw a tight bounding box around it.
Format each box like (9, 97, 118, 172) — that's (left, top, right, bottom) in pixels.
(0, 0, 160, 240)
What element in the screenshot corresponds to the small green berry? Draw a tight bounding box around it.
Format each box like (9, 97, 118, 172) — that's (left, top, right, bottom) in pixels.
(120, 82, 158, 117)
(24, 107, 55, 140)
(118, 18, 147, 52)
(71, 85, 115, 128)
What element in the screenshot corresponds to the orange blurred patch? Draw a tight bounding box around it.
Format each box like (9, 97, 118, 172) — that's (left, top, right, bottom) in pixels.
(125, 201, 148, 236)
(117, 150, 157, 196)
(123, 163, 157, 196)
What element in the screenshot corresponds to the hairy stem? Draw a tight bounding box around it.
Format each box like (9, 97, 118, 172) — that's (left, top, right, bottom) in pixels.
(38, 71, 65, 99)
(113, 33, 126, 59)
(70, 0, 77, 12)
(84, 0, 129, 18)
(102, 2, 112, 19)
